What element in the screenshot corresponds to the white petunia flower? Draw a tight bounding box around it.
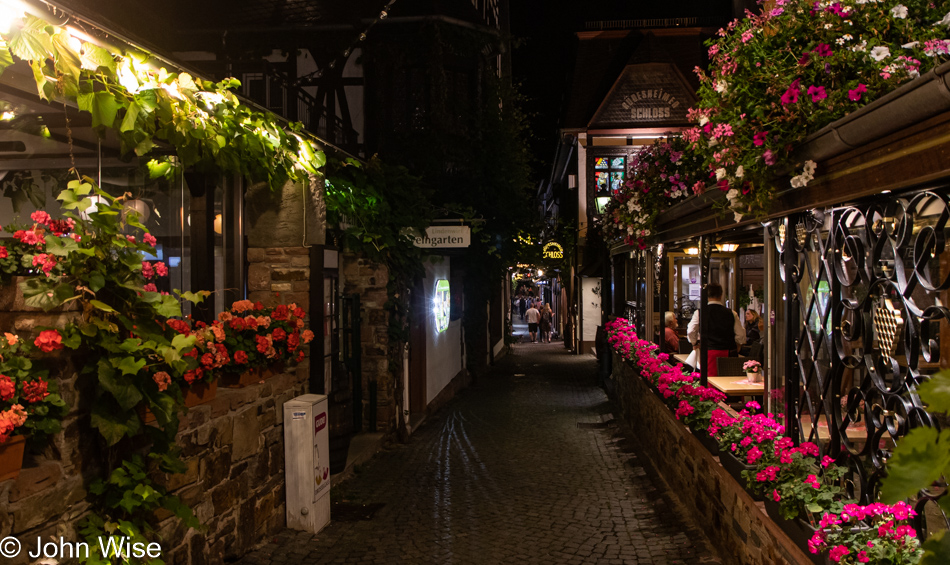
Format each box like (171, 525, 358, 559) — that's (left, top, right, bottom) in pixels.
(937, 11, 950, 26)
(715, 168, 727, 180)
(714, 80, 729, 94)
(852, 40, 867, 52)
(734, 212, 744, 223)
(891, 5, 908, 19)
(803, 160, 817, 175)
(902, 41, 919, 49)
(735, 165, 745, 178)
(726, 189, 739, 201)
(870, 45, 891, 61)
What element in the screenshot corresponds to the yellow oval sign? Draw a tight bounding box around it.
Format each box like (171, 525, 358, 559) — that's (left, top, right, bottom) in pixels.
(543, 242, 564, 260)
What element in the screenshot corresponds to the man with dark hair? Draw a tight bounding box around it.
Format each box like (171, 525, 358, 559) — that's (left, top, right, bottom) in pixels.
(686, 282, 745, 376)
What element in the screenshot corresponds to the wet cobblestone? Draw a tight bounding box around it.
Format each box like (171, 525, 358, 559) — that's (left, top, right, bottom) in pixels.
(239, 342, 719, 564)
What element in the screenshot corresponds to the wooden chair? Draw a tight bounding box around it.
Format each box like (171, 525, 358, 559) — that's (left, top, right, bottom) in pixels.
(717, 356, 750, 377)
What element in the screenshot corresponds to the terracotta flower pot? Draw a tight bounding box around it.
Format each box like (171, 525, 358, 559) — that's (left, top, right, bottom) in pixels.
(0, 434, 27, 482)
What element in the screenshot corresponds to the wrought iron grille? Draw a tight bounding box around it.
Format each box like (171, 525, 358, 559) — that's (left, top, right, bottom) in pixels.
(778, 191, 949, 527)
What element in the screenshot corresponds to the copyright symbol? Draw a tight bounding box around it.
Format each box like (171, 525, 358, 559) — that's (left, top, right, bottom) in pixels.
(0, 536, 20, 558)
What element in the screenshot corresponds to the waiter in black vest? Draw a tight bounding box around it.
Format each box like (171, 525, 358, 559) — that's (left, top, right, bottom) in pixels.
(686, 282, 745, 376)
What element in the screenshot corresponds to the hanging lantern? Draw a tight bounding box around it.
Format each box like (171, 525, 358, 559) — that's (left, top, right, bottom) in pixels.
(122, 199, 150, 222)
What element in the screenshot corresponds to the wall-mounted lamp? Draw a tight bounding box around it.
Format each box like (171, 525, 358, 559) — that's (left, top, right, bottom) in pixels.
(718, 243, 739, 253)
(684, 247, 699, 256)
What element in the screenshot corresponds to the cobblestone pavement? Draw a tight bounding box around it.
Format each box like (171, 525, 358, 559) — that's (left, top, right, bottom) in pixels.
(240, 341, 719, 565)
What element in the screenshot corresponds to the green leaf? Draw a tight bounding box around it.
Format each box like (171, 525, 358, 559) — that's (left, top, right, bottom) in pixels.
(920, 370, 950, 414)
(88, 271, 105, 292)
(179, 290, 209, 304)
(0, 41, 14, 78)
(922, 530, 950, 565)
(92, 91, 121, 128)
(61, 331, 81, 349)
(77, 91, 95, 114)
(119, 101, 141, 132)
(115, 356, 147, 377)
(880, 426, 950, 503)
(90, 401, 140, 445)
(80, 44, 116, 73)
(8, 15, 53, 62)
(154, 294, 183, 318)
(51, 32, 81, 82)
(21, 279, 76, 311)
(89, 299, 116, 313)
(98, 363, 143, 411)
(147, 159, 173, 179)
(29, 60, 49, 100)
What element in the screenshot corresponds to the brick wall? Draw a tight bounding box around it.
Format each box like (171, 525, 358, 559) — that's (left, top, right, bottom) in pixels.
(611, 351, 813, 565)
(340, 253, 399, 433)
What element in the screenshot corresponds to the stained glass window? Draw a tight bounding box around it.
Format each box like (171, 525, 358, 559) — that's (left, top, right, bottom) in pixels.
(595, 172, 609, 190)
(611, 172, 625, 192)
(594, 157, 610, 170)
(611, 157, 625, 169)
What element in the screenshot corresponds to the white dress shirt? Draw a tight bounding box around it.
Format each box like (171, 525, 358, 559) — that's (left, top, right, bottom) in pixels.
(686, 299, 746, 348)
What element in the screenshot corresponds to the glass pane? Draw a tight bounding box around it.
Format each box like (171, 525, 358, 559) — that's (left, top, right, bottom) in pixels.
(611, 157, 625, 170)
(594, 157, 609, 170)
(595, 172, 609, 190)
(610, 172, 624, 192)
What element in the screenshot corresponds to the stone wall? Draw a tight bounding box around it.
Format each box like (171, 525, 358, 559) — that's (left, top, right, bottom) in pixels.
(1, 351, 308, 565)
(247, 246, 311, 311)
(340, 253, 398, 433)
(611, 351, 813, 565)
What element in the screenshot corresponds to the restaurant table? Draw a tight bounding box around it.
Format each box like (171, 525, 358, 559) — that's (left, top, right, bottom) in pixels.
(707, 376, 765, 397)
(671, 353, 694, 366)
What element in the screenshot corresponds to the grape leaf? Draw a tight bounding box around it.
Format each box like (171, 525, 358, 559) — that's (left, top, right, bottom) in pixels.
(919, 370, 950, 414)
(880, 426, 950, 503)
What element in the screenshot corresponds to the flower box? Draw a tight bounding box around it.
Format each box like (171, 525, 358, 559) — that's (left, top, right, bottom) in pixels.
(0, 434, 26, 482)
(719, 450, 753, 487)
(141, 380, 218, 424)
(764, 498, 826, 565)
(220, 363, 284, 388)
(689, 428, 721, 457)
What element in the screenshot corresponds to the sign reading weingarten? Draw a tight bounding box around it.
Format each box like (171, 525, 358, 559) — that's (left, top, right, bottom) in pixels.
(413, 226, 471, 248)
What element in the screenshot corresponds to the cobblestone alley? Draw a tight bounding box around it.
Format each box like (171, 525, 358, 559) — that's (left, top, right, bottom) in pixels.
(239, 336, 720, 565)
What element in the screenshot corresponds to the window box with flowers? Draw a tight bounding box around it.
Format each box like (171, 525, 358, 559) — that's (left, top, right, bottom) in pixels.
(603, 317, 930, 565)
(168, 300, 314, 389)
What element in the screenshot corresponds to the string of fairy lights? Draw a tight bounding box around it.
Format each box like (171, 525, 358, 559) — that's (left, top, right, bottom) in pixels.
(294, 0, 398, 85)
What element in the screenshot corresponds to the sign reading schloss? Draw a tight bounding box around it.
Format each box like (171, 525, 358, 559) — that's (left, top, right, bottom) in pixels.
(412, 226, 471, 248)
(542, 242, 564, 260)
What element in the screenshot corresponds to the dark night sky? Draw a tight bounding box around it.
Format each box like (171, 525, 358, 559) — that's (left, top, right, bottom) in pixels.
(509, 0, 734, 178)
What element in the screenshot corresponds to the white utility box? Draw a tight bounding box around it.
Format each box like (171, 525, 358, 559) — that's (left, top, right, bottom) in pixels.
(283, 394, 331, 533)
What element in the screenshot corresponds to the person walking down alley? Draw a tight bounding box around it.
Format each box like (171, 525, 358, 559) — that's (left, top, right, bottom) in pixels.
(525, 302, 541, 343)
(540, 303, 553, 343)
(686, 282, 745, 376)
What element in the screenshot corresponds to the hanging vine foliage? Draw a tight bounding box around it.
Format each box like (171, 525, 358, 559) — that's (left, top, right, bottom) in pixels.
(0, 12, 326, 191)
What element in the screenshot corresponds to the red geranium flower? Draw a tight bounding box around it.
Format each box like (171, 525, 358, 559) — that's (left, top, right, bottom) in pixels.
(0, 374, 14, 401)
(234, 350, 248, 364)
(34, 329, 63, 352)
(22, 379, 49, 403)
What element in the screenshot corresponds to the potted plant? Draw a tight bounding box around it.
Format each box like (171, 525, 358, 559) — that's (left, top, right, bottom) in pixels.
(0, 331, 68, 480)
(809, 502, 923, 564)
(743, 359, 762, 383)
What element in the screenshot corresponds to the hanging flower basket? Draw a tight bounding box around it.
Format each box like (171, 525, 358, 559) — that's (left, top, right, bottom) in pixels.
(0, 434, 27, 482)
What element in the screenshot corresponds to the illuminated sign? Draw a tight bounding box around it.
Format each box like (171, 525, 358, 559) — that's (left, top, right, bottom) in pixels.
(542, 242, 564, 260)
(413, 226, 471, 248)
(433, 279, 450, 332)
